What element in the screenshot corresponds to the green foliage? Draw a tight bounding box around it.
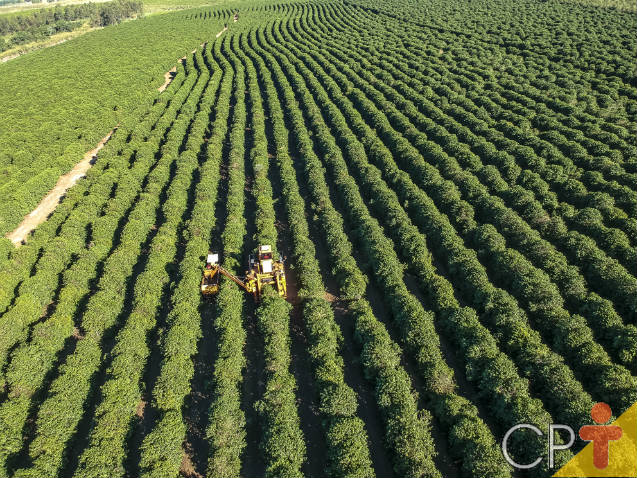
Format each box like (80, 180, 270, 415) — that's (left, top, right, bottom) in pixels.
(0, 0, 142, 52)
(205, 33, 247, 478)
(75, 46, 220, 478)
(8, 55, 203, 478)
(137, 43, 226, 478)
(1, 1, 634, 477)
(0, 8, 226, 236)
(245, 29, 374, 477)
(0, 1, 138, 35)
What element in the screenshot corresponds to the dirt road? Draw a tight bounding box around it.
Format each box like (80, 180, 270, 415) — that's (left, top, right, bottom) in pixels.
(158, 66, 178, 93)
(158, 29, 225, 93)
(6, 127, 117, 245)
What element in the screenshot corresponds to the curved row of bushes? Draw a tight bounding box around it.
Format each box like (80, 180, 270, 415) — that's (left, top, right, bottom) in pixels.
(249, 28, 441, 478)
(74, 46, 221, 478)
(233, 31, 307, 478)
(11, 54, 208, 478)
(203, 37, 247, 478)
(244, 30, 375, 478)
(0, 59, 192, 478)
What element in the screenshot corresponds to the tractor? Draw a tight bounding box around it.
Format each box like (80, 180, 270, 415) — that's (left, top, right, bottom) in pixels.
(201, 245, 287, 301)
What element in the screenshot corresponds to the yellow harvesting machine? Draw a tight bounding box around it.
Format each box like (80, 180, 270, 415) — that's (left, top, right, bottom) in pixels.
(201, 245, 287, 301)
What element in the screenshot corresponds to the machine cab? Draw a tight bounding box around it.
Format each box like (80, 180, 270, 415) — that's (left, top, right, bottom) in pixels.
(258, 245, 273, 273)
(250, 245, 275, 274)
(201, 253, 220, 297)
(207, 253, 219, 267)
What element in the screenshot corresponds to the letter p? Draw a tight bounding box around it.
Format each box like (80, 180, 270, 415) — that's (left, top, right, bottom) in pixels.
(549, 424, 575, 468)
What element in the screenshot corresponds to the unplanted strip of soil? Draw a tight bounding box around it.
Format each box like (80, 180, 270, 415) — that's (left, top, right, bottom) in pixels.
(159, 30, 226, 93)
(6, 127, 117, 246)
(158, 53, 190, 93)
(1, 38, 73, 63)
(158, 66, 178, 93)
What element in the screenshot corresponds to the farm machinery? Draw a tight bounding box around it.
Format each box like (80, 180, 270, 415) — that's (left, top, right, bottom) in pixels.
(201, 244, 287, 301)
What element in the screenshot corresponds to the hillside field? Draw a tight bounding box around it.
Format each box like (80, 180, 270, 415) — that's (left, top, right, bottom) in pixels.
(0, 6, 229, 237)
(0, 1, 635, 477)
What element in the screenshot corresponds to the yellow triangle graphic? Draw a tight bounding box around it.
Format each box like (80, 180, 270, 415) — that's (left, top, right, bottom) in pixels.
(553, 403, 637, 477)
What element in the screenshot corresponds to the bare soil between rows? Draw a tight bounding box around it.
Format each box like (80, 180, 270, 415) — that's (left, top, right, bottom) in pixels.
(158, 29, 226, 93)
(6, 127, 117, 246)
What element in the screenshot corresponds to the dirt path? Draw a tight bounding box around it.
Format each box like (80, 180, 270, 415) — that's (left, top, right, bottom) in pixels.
(2, 38, 71, 63)
(158, 30, 225, 93)
(158, 52, 187, 93)
(1, 52, 23, 63)
(158, 66, 178, 93)
(6, 127, 117, 246)
(0, 0, 112, 14)
(1, 23, 103, 64)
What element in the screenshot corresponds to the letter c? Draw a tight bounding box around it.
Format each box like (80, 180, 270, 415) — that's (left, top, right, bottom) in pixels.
(502, 424, 543, 469)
